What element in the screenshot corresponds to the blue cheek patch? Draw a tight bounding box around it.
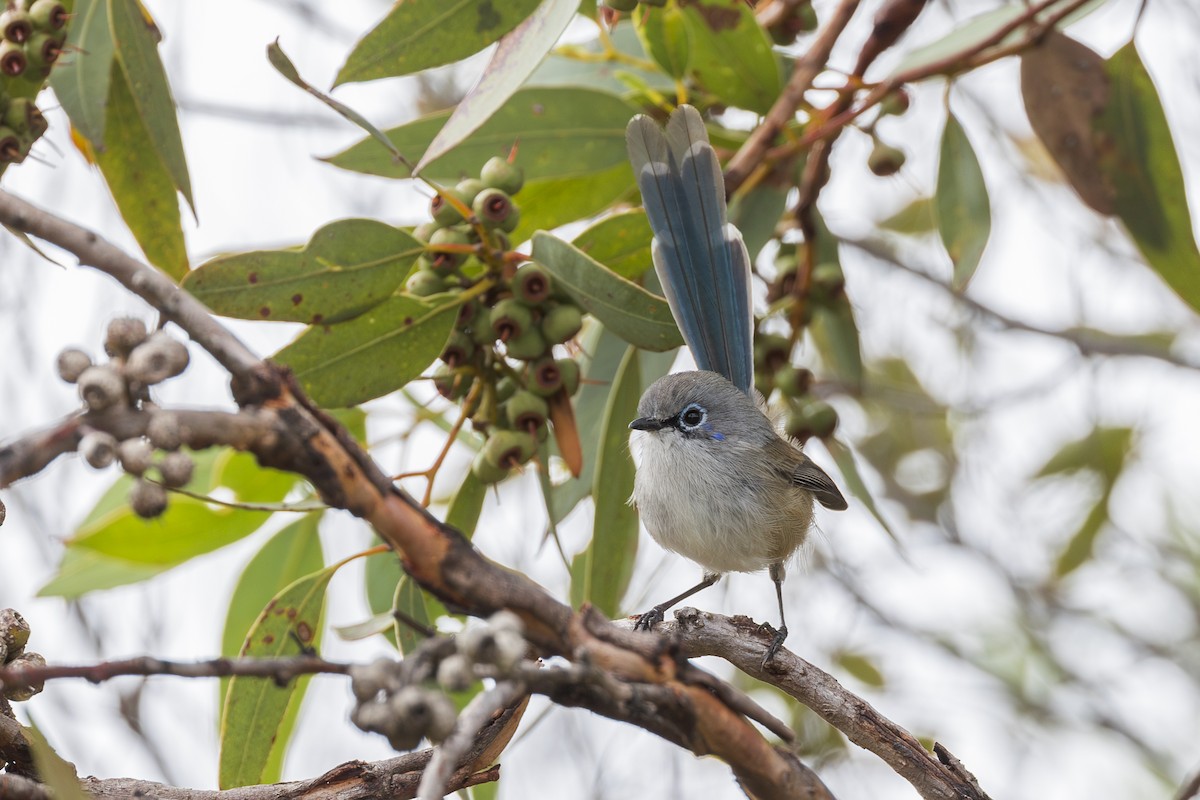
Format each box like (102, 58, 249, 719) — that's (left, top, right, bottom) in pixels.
(703, 424, 726, 441)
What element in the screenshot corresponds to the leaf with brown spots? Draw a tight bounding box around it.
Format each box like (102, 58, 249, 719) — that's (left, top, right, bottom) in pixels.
(678, 0, 781, 115)
(184, 219, 423, 324)
(219, 553, 340, 789)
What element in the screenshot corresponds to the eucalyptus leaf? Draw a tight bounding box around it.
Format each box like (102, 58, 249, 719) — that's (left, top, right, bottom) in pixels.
(570, 210, 654, 280)
(679, 0, 781, 114)
(936, 113, 991, 289)
(50, 0, 114, 147)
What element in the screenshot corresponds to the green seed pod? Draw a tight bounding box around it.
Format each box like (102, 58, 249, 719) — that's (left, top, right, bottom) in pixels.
(0, 39, 26, 76)
(557, 358, 581, 395)
(429, 226, 471, 272)
(0, 126, 22, 163)
(495, 375, 518, 403)
(2, 98, 34, 133)
(754, 333, 791, 371)
(867, 141, 906, 177)
(440, 330, 475, 367)
(512, 263, 553, 306)
(774, 365, 813, 398)
(768, 253, 798, 303)
(0, 9, 32, 43)
(23, 31, 63, 73)
(412, 222, 438, 243)
(455, 298, 480, 330)
(490, 298, 533, 342)
(810, 261, 845, 299)
(504, 327, 546, 361)
(430, 186, 469, 226)
(880, 88, 911, 117)
(468, 309, 496, 346)
(504, 389, 548, 432)
(785, 398, 839, 442)
(406, 269, 446, 297)
(479, 156, 524, 195)
(432, 364, 470, 400)
(540, 303, 582, 344)
(28, 0, 66, 31)
(482, 429, 536, 469)
(526, 357, 563, 397)
(472, 188, 515, 230)
(797, 3, 818, 32)
(455, 177, 487, 206)
(471, 449, 511, 484)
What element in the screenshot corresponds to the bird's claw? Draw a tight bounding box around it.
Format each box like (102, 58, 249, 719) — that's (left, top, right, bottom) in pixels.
(760, 624, 788, 669)
(634, 607, 665, 632)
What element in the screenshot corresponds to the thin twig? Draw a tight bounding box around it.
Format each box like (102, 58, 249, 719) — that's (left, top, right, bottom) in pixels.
(0, 655, 351, 691)
(417, 680, 526, 800)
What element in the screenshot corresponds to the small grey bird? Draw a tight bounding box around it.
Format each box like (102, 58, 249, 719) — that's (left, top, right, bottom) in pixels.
(626, 106, 847, 663)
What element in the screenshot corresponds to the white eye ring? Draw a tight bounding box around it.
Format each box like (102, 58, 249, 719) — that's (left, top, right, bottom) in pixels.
(679, 403, 706, 429)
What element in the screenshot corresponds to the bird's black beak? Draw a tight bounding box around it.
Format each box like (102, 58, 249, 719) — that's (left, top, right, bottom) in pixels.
(629, 416, 665, 431)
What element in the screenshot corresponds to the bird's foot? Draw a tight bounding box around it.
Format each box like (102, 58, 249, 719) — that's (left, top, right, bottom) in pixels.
(760, 624, 788, 669)
(634, 606, 666, 632)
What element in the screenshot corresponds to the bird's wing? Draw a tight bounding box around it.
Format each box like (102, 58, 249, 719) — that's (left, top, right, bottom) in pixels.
(626, 105, 754, 395)
(792, 453, 848, 510)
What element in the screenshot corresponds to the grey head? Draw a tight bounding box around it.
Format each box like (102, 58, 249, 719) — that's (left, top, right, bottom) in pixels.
(628, 370, 772, 444)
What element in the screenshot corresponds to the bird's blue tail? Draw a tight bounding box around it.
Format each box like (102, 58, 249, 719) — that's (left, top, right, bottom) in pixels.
(626, 105, 754, 395)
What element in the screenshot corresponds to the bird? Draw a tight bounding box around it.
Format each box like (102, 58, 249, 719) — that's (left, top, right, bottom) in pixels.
(625, 105, 847, 664)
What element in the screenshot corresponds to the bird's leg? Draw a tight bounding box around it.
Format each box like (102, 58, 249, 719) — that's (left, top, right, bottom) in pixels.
(761, 562, 789, 667)
(635, 572, 721, 631)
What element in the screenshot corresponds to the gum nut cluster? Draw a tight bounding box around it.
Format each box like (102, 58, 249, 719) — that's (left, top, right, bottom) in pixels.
(1, 607, 45, 701)
(411, 156, 586, 486)
(349, 658, 457, 751)
(0, 0, 66, 163)
(57, 318, 197, 519)
(753, 325, 838, 443)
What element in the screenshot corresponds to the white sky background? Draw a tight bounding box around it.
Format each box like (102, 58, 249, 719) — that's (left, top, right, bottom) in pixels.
(2, 0, 1200, 798)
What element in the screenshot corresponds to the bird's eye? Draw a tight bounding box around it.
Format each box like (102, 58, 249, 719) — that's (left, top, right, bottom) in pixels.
(679, 404, 706, 429)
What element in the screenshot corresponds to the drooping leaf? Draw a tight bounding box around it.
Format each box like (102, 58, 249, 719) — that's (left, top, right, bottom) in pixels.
(335, 0, 544, 86)
(1020, 32, 1114, 214)
(37, 547, 165, 598)
(184, 220, 423, 324)
(1055, 493, 1110, 578)
(531, 232, 683, 351)
(50, 0, 115, 147)
(96, 64, 188, 279)
(809, 294, 863, 392)
(446, 468, 488, 535)
(275, 295, 460, 408)
(634, 3, 691, 79)
(414, 0, 581, 174)
(679, 0, 781, 114)
(219, 514, 325, 783)
(1036, 426, 1132, 482)
(219, 561, 338, 788)
(326, 86, 636, 183)
(834, 651, 886, 688)
(69, 451, 297, 565)
(571, 345, 640, 617)
(1095, 42, 1200, 312)
(935, 113, 991, 289)
(822, 437, 896, 540)
(108, 0, 193, 208)
(879, 196, 937, 235)
(25, 728, 88, 800)
(571, 210, 654, 281)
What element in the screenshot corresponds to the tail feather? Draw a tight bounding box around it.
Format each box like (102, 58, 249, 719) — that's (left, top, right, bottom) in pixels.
(626, 106, 754, 394)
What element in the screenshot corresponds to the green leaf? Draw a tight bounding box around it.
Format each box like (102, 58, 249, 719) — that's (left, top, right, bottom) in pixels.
(935, 113, 991, 289)
(1096, 42, 1200, 312)
(275, 294, 459, 407)
(531, 232, 683, 351)
(219, 561, 337, 788)
(393, 573, 435, 656)
(509, 162, 637, 243)
(414, 0, 581, 174)
(834, 652, 886, 688)
(446, 469, 488, 535)
(37, 547, 165, 598)
(570, 210, 654, 280)
(326, 86, 636, 183)
(634, 3, 690, 79)
(365, 549, 404, 650)
(571, 345, 640, 617)
(879, 196, 937, 235)
(530, 24, 673, 96)
(50, 0, 115, 147)
(809, 295, 863, 392)
(334, 0, 544, 85)
(219, 514, 324, 782)
(183, 220, 422, 324)
(1036, 426, 1132, 482)
(108, 0, 193, 209)
(335, 611, 398, 641)
(822, 437, 896, 540)
(1055, 493, 1109, 578)
(25, 728, 89, 800)
(679, 0, 781, 115)
(69, 450, 298, 565)
(96, 63, 188, 279)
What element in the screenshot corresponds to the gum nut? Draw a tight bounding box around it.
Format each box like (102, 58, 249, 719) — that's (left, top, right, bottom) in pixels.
(504, 389, 548, 431)
(29, 0, 67, 31)
(430, 187, 468, 226)
(455, 177, 487, 205)
(541, 303, 582, 343)
(488, 609, 524, 634)
(480, 156, 524, 195)
(437, 653, 475, 692)
(556, 358, 581, 395)
(811, 261, 845, 297)
(146, 411, 182, 451)
(79, 431, 118, 469)
(77, 365, 126, 411)
(24, 31, 63, 72)
(2, 97, 34, 133)
(104, 316, 148, 358)
(753, 334, 791, 370)
(495, 375, 518, 403)
(527, 357, 563, 397)
(55, 348, 92, 383)
(118, 438, 154, 476)
(490, 629, 526, 673)
(867, 142, 906, 177)
(0, 39, 26, 77)
(0, 9, 32, 44)
(425, 691, 457, 742)
(412, 222, 438, 242)
(471, 188, 514, 230)
(406, 269, 446, 297)
(130, 478, 168, 519)
(489, 298, 532, 341)
(158, 451, 195, 488)
(604, 0, 640, 11)
(126, 333, 189, 384)
(0, 124, 23, 162)
(503, 327, 547, 361)
(471, 449, 510, 484)
(349, 657, 395, 702)
(440, 331, 475, 367)
(3, 651, 45, 701)
(482, 429, 536, 469)
(513, 263, 552, 306)
(0, 608, 31, 658)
